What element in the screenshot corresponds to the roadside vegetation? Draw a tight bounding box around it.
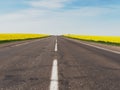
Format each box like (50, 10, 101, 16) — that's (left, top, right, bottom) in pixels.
(64, 34, 120, 46)
(0, 33, 49, 44)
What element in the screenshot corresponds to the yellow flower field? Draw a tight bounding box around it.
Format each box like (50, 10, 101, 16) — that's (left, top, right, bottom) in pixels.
(0, 33, 49, 41)
(64, 34, 120, 44)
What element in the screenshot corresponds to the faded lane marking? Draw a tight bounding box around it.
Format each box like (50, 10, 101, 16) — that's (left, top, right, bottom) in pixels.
(55, 39, 58, 52)
(79, 41, 120, 54)
(11, 39, 40, 47)
(50, 59, 59, 90)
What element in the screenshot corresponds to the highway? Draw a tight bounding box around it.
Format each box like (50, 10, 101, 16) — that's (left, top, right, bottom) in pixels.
(0, 36, 120, 90)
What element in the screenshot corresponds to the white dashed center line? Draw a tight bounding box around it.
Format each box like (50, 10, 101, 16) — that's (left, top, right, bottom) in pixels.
(55, 39, 58, 52)
(50, 39, 59, 90)
(50, 59, 59, 90)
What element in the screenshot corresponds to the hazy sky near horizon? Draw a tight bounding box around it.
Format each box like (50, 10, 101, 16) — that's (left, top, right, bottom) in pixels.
(0, 0, 120, 35)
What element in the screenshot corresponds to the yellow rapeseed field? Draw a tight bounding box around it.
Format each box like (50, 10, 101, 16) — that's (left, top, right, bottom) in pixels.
(0, 33, 49, 41)
(64, 34, 120, 44)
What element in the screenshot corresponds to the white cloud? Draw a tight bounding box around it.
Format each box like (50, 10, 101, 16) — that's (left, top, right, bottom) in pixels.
(83, 7, 113, 16)
(0, 3, 120, 35)
(0, 6, 114, 22)
(27, 0, 70, 9)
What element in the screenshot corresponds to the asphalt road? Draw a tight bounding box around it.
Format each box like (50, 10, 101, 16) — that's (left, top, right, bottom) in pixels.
(0, 36, 120, 90)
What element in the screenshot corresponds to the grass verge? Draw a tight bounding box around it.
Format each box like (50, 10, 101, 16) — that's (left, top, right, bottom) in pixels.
(64, 36, 120, 46)
(0, 36, 50, 44)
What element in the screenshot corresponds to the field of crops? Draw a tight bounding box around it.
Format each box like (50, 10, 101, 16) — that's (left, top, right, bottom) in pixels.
(64, 34, 120, 45)
(0, 33, 49, 41)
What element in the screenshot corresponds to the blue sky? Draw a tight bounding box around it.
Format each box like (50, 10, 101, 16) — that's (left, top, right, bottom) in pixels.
(0, 0, 120, 35)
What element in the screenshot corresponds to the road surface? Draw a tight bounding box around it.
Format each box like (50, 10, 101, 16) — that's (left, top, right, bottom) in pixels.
(0, 36, 120, 90)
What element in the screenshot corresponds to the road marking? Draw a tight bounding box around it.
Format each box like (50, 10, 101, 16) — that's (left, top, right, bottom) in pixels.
(50, 59, 59, 90)
(56, 39, 57, 43)
(55, 39, 58, 52)
(13, 42, 29, 47)
(79, 41, 120, 54)
(11, 39, 40, 47)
